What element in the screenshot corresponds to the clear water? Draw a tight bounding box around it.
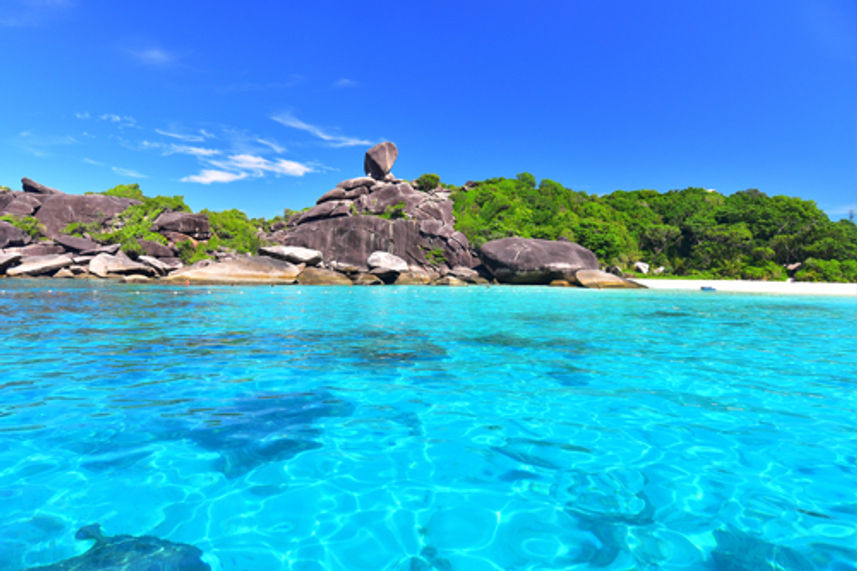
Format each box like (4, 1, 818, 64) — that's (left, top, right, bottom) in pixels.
(1, 280, 855, 571)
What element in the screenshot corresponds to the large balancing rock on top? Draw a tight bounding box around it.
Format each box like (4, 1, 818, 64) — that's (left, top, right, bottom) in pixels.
(478, 237, 599, 284)
(363, 142, 398, 179)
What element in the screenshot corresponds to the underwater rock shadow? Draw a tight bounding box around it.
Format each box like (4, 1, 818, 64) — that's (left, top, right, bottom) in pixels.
(24, 523, 209, 571)
(168, 391, 355, 479)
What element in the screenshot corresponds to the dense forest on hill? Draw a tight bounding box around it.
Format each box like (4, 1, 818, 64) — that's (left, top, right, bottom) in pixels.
(447, 173, 857, 282)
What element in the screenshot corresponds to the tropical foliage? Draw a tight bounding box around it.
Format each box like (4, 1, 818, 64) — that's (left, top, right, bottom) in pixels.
(450, 174, 857, 282)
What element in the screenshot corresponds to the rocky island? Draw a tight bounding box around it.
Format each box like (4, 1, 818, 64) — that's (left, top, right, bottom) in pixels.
(0, 143, 638, 288)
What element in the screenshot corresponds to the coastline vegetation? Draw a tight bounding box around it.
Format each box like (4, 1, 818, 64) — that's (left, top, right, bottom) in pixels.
(446, 174, 856, 282)
(1, 214, 45, 240)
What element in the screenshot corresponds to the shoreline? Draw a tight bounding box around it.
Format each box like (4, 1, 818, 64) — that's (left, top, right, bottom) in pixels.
(631, 278, 857, 297)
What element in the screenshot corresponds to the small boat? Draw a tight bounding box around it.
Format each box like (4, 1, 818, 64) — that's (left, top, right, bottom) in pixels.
(701, 286, 716, 292)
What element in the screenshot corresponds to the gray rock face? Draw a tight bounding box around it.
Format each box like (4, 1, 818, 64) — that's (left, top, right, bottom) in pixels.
(280, 178, 472, 272)
(19, 242, 66, 256)
(1, 192, 44, 216)
(54, 234, 100, 252)
(163, 256, 300, 284)
(35, 193, 137, 237)
(478, 237, 599, 284)
(21, 177, 62, 195)
(0, 220, 31, 248)
(88, 253, 154, 278)
(6, 254, 73, 277)
(0, 252, 23, 272)
(297, 267, 352, 285)
(259, 245, 323, 266)
(138, 239, 175, 258)
(574, 269, 644, 289)
(363, 142, 398, 179)
(151, 212, 211, 240)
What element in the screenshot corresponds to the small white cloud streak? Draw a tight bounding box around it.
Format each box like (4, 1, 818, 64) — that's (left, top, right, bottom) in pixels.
(256, 138, 285, 153)
(83, 157, 103, 166)
(181, 170, 247, 184)
(333, 78, 358, 88)
(0, 0, 70, 27)
(112, 166, 148, 179)
(155, 128, 213, 142)
(270, 113, 372, 148)
(75, 111, 91, 120)
(130, 47, 175, 67)
(142, 140, 221, 157)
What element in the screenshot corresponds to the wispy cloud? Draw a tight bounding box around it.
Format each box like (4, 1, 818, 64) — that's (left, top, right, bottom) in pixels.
(15, 131, 78, 157)
(181, 153, 312, 185)
(217, 75, 304, 94)
(181, 169, 247, 184)
(75, 111, 137, 127)
(256, 138, 285, 153)
(142, 140, 221, 157)
(0, 0, 70, 28)
(82, 157, 103, 166)
(129, 47, 175, 67)
(333, 78, 358, 88)
(155, 128, 214, 142)
(112, 166, 148, 179)
(271, 113, 372, 148)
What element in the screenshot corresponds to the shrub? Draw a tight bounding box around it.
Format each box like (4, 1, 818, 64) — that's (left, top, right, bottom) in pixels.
(378, 202, 407, 220)
(202, 209, 262, 254)
(0, 214, 45, 239)
(415, 173, 440, 192)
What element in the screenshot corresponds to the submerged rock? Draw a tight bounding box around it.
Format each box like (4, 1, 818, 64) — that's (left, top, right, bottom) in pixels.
(24, 523, 210, 570)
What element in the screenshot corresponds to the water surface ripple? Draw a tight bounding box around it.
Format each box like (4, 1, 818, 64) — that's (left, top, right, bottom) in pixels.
(0, 280, 854, 570)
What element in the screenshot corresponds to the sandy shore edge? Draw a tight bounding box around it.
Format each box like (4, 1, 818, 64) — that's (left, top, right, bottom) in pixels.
(631, 279, 857, 297)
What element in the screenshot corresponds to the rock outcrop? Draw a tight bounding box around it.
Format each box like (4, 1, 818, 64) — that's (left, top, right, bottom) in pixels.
(162, 256, 300, 284)
(478, 237, 598, 284)
(280, 173, 472, 274)
(0, 220, 31, 248)
(574, 269, 644, 289)
(36, 193, 138, 238)
(364, 142, 398, 180)
(151, 212, 211, 240)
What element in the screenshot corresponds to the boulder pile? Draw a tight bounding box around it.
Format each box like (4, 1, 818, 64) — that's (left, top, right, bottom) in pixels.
(0, 143, 643, 288)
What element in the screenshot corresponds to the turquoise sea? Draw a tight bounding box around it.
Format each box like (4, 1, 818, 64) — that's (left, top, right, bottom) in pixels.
(1, 280, 855, 570)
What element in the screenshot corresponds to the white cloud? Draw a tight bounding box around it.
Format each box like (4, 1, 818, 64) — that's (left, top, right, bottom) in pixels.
(181, 170, 247, 184)
(333, 78, 358, 88)
(0, 0, 70, 27)
(271, 113, 372, 147)
(112, 166, 148, 179)
(82, 157, 103, 166)
(222, 154, 312, 176)
(155, 128, 213, 142)
(142, 140, 221, 157)
(256, 138, 285, 153)
(75, 111, 91, 120)
(130, 47, 175, 67)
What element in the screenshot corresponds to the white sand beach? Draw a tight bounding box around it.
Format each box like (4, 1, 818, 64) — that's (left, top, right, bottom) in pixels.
(631, 279, 857, 297)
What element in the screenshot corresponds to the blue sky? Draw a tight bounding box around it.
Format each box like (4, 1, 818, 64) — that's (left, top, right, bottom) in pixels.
(1, 0, 855, 220)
